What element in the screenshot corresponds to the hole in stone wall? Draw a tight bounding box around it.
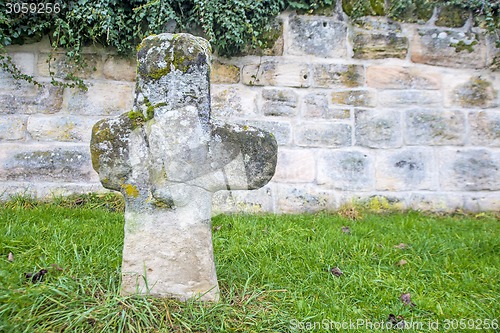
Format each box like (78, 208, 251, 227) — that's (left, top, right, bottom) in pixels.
(323, 22, 327, 27)
(303, 74, 308, 79)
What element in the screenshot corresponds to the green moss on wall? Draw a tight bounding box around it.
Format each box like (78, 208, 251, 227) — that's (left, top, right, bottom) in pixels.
(436, 5, 469, 27)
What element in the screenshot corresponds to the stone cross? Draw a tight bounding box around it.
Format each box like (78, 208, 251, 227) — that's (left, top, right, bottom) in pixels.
(90, 33, 277, 301)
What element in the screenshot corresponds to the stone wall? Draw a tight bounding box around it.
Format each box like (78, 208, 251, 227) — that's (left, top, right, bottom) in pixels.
(1, 9, 499, 212)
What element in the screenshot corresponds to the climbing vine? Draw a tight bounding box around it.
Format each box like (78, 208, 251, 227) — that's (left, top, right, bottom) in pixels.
(0, 0, 498, 88)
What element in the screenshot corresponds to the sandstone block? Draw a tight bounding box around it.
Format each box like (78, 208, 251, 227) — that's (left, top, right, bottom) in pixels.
(352, 30, 408, 59)
(405, 109, 465, 145)
(366, 66, 441, 90)
(274, 184, 336, 213)
(409, 193, 464, 212)
(0, 144, 95, 182)
(0, 182, 103, 200)
(439, 148, 500, 191)
(303, 93, 350, 119)
(273, 149, 316, 183)
(63, 82, 134, 116)
(242, 62, 309, 87)
(37, 53, 103, 79)
(378, 90, 441, 107)
(468, 111, 500, 146)
(262, 88, 298, 106)
(210, 61, 240, 84)
(296, 122, 351, 147)
(312, 64, 364, 88)
(288, 16, 348, 58)
(8, 52, 36, 76)
(411, 28, 487, 68)
(338, 193, 408, 210)
(212, 186, 274, 214)
(0, 85, 64, 115)
(211, 86, 257, 118)
(0, 116, 27, 141)
(261, 102, 297, 117)
(243, 120, 291, 146)
(331, 90, 376, 107)
(355, 109, 402, 148)
(27, 115, 98, 142)
(464, 194, 500, 212)
(317, 150, 374, 190)
(375, 148, 435, 191)
(103, 56, 137, 81)
(451, 76, 497, 108)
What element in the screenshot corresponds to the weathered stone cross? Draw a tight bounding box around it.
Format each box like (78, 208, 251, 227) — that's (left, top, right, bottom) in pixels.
(90, 33, 277, 301)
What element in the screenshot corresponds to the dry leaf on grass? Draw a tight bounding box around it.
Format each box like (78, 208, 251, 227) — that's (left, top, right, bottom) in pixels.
(400, 293, 416, 307)
(330, 267, 343, 277)
(7, 252, 14, 262)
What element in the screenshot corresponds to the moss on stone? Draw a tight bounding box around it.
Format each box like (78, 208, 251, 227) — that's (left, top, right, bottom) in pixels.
(343, 0, 385, 17)
(451, 40, 478, 53)
(388, 0, 434, 23)
(128, 110, 146, 129)
(456, 77, 496, 107)
(436, 5, 469, 28)
(121, 183, 139, 198)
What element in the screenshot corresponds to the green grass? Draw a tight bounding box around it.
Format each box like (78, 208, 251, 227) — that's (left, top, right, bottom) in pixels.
(0, 195, 499, 332)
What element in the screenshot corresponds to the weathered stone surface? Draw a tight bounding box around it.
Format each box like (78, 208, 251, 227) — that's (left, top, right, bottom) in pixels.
(273, 149, 315, 183)
(0, 144, 95, 182)
(288, 16, 348, 58)
(63, 82, 134, 116)
(261, 88, 298, 116)
(409, 193, 464, 212)
(90, 33, 278, 301)
(464, 194, 500, 212)
(366, 66, 441, 90)
(0, 85, 64, 114)
(439, 149, 500, 191)
(353, 16, 401, 31)
(331, 90, 376, 107)
(378, 90, 441, 107)
(312, 64, 364, 88)
(355, 109, 402, 148)
(451, 76, 497, 108)
(352, 30, 408, 59)
(262, 88, 298, 106)
(243, 119, 291, 146)
(211, 86, 257, 118)
(411, 28, 487, 68)
(296, 122, 352, 147)
(103, 56, 136, 81)
(9, 52, 36, 76)
(317, 150, 374, 190)
(0, 116, 27, 141)
(212, 186, 274, 214)
(303, 93, 350, 119)
(0, 182, 104, 201)
(375, 148, 435, 191)
(275, 184, 336, 213)
(468, 111, 500, 146)
(27, 116, 98, 142)
(37, 53, 103, 79)
(261, 102, 297, 117)
(242, 62, 309, 87)
(210, 61, 240, 84)
(405, 109, 465, 145)
(338, 193, 408, 210)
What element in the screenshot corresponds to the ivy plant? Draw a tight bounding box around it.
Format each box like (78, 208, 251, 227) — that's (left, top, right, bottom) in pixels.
(0, 0, 498, 89)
